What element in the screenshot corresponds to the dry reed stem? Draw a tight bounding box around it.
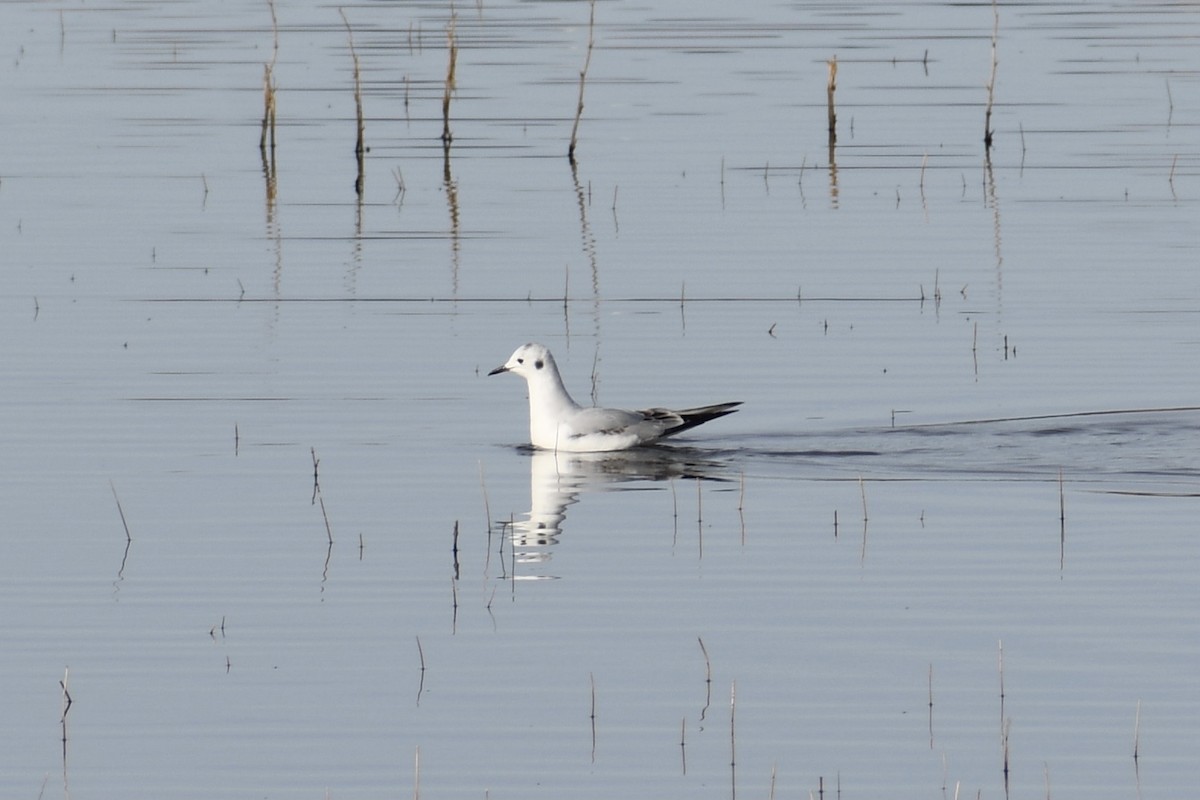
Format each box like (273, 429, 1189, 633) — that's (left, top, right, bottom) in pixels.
(110, 481, 132, 542)
(441, 13, 458, 144)
(984, 0, 998, 149)
(1133, 699, 1142, 761)
(60, 667, 73, 721)
(589, 672, 598, 762)
(260, 0, 279, 152)
(568, 0, 597, 164)
(729, 680, 737, 800)
(928, 663, 935, 749)
(339, 9, 365, 194)
(1058, 468, 1066, 569)
(826, 55, 838, 141)
(680, 717, 687, 775)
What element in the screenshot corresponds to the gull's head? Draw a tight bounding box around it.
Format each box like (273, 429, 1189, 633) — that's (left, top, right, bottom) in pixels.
(488, 342, 556, 381)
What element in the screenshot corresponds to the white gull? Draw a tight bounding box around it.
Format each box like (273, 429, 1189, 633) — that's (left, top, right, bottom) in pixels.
(488, 342, 741, 452)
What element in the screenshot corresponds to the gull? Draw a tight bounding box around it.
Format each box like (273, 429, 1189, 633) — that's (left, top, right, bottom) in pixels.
(488, 342, 741, 452)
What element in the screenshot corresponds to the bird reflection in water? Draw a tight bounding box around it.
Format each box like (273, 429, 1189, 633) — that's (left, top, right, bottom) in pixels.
(494, 445, 737, 581)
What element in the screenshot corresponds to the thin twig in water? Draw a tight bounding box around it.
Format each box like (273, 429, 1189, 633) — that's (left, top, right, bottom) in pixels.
(589, 672, 598, 763)
(567, 0, 597, 164)
(1058, 468, 1066, 569)
(826, 55, 838, 142)
(110, 481, 132, 542)
(680, 716, 687, 775)
(311, 447, 321, 504)
(984, 0, 999, 149)
(479, 461, 492, 535)
(1133, 699, 1142, 762)
(340, 9, 365, 195)
(729, 680, 737, 800)
(440, 12, 458, 144)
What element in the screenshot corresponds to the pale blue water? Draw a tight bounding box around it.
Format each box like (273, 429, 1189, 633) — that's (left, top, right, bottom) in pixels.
(2, 1, 1198, 798)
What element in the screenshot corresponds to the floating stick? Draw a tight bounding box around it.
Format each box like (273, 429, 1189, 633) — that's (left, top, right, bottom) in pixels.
(567, 0, 597, 164)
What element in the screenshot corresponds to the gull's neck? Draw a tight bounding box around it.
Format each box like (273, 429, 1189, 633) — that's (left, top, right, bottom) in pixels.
(525, 355, 580, 445)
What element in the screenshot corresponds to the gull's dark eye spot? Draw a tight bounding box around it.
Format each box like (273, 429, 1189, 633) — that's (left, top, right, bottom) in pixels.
(516, 358, 524, 364)
(535, 359, 544, 369)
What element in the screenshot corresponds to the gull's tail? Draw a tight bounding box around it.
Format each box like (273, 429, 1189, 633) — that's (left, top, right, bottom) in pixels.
(660, 401, 743, 438)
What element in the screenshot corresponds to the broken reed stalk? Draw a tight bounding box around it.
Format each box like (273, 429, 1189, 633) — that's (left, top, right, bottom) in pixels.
(1132, 695, 1142, 762)
(339, 9, 365, 195)
(440, 13, 458, 144)
(414, 745, 421, 800)
(110, 481, 132, 542)
(826, 55, 838, 143)
(589, 672, 598, 762)
(998, 639, 1006, 730)
(310, 447, 321, 503)
(859, 476, 868, 522)
(729, 680, 737, 800)
(1058, 468, 1066, 568)
(60, 667, 73, 721)
(317, 494, 333, 543)
(478, 461, 492, 534)
(984, 0, 998, 149)
(928, 663, 935, 749)
(680, 716, 687, 775)
(60, 666, 72, 762)
(567, 0, 597, 164)
(451, 520, 461, 580)
(260, 0, 279, 153)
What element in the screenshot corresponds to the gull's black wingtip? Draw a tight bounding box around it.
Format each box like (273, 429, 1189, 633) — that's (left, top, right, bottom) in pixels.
(667, 401, 743, 436)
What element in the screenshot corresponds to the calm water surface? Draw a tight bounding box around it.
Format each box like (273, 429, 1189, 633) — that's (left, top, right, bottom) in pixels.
(2, 1, 1198, 798)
